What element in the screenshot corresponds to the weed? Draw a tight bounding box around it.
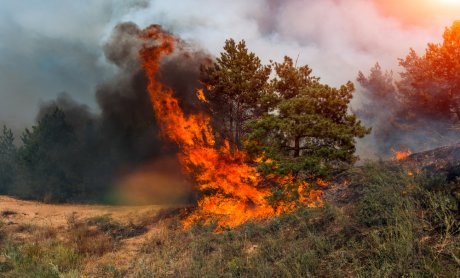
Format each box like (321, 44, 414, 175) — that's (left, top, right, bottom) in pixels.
(1, 209, 17, 217)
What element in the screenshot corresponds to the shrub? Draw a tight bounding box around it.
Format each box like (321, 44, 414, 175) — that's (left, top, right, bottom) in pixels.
(0, 239, 81, 277)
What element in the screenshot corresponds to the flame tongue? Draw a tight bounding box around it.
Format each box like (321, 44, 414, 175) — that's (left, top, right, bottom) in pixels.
(392, 148, 412, 161)
(139, 26, 275, 227)
(139, 26, 325, 228)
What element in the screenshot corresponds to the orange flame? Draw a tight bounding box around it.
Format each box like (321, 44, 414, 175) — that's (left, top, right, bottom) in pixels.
(196, 88, 208, 103)
(139, 26, 327, 229)
(391, 148, 412, 161)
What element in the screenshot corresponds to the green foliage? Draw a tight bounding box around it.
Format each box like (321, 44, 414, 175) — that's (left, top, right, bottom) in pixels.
(13, 108, 81, 202)
(0, 239, 81, 277)
(0, 125, 16, 194)
(0, 107, 120, 203)
(247, 56, 370, 177)
(202, 41, 369, 178)
(1, 37, 370, 203)
(355, 164, 411, 227)
(200, 38, 271, 148)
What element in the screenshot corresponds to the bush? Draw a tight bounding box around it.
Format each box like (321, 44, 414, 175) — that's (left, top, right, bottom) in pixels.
(86, 214, 148, 240)
(1, 239, 81, 277)
(66, 220, 116, 256)
(355, 164, 410, 227)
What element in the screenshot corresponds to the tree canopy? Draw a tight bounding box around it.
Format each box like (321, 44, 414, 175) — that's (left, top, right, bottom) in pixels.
(247, 56, 369, 177)
(398, 20, 460, 123)
(0, 126, 16, 194)
(200, 39, 271, 149)
(357, 20, 460, 154)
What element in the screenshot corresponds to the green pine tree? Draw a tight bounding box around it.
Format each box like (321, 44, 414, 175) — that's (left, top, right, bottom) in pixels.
(247, 56, 370, 177)
(200, 38, 271, 149)
(0, 125, 16, 193)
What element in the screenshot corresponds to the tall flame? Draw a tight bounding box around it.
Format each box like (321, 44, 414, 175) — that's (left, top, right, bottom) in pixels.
(139, 26, 325, 228)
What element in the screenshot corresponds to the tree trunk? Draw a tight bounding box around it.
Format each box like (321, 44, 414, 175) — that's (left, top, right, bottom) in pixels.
(294, 136, 300, 157)
(235, 102, 241, 149)
(229, 104, 235, 153)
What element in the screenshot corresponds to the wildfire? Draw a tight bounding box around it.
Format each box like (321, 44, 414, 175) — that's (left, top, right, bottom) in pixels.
(391, 148, 412, 161)
(196, 88, 208, 103)
(139, 25, 327, 229)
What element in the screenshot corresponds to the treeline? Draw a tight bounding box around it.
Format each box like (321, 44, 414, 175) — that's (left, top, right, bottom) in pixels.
(356, 20, 460, 155)
(0, 22, 191, 203)
(0, 110, 115, 202)
(0, 37, 370, 203)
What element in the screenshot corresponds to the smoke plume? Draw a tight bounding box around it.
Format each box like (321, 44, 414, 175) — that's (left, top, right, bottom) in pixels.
(35, 22, 211, 203)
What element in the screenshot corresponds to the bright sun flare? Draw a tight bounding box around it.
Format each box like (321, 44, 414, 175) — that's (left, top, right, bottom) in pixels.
(440, 0, 460, 4)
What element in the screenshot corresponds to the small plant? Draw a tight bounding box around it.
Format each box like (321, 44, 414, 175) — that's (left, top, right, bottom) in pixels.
(86, 214, 147, 240)
(66, 221, 115, 256)
(425, 191, 459, 238)
(0, 239, 81, 277)
(1, 209, 17, 217)
(14, 223, 37, 233)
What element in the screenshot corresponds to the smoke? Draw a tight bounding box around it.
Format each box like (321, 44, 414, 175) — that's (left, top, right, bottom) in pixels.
(33, 22, 211, 203)
(1, 0, 460, 158)
(355, 63, 460, 160)
(119, 0, 459, 158)
(125, 0, 458, 86)
(0, 0, 152, 129)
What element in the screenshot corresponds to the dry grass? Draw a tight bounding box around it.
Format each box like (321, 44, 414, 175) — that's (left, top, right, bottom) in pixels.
(0, 163, 458, 277)
(1, 209, 17, 217)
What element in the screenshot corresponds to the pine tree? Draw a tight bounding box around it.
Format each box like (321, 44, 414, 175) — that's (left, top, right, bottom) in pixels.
(398, 20, 460, 123)
(247, 56, 370, 177)
(200, 39, 271, 149)
(0, 125, 16, 193)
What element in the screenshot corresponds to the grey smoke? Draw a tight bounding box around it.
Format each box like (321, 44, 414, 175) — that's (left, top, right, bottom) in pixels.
(33, 22, 211, 201)
(1, 0, 459, 158)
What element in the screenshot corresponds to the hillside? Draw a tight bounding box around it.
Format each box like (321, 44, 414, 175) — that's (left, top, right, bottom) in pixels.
(0, 162, 459, 277)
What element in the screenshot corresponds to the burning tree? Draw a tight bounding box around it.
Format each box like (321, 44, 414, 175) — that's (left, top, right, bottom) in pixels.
(358, 20, 460, 155)
(139, 26, 368, 229)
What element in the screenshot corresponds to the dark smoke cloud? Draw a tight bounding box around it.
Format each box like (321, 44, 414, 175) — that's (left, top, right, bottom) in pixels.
(0, 0, 150, 128)
(33, 22, 211, 202)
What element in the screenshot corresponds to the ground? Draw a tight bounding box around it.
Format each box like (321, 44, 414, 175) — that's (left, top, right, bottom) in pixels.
(0, 196, 175, 277)
(0, 162, 459, 277)
(0, 196, 162, 228)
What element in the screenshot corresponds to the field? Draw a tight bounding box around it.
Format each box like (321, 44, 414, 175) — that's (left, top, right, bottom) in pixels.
(0, 196, 171, 277)
(0, 162, 458, 277)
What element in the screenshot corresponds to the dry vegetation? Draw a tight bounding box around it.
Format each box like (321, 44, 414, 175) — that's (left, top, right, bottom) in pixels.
(0, 162, 459, 277)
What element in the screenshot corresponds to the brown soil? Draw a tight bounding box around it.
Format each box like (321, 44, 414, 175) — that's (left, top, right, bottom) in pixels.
(0, 195, 163, 228)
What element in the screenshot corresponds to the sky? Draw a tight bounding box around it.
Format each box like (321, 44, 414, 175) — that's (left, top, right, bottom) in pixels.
(1, 0, 459, 129)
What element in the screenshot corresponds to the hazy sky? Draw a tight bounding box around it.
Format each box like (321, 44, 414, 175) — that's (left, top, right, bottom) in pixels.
(1, 0, 459, 128)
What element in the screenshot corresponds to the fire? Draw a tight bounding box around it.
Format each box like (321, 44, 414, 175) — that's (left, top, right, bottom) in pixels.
(196, 88, 208, 103)
(139, 25, 327, 229)
(391, 148, 412, 161)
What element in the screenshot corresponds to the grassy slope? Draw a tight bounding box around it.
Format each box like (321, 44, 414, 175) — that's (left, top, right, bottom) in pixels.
(0, 162, 459, 277)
